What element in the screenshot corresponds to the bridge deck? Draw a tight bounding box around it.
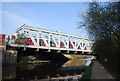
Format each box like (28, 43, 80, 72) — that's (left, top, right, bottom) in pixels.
(10, 44, 92, 53)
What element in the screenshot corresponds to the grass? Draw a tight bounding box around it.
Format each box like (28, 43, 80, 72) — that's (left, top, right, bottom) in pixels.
(80, 62, 94, 80)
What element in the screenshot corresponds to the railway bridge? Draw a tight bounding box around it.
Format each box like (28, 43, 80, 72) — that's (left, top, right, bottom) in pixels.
(7, 24, 94, 54)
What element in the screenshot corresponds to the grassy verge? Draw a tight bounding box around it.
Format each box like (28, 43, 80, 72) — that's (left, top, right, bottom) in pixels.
(80, 62, 94, 80)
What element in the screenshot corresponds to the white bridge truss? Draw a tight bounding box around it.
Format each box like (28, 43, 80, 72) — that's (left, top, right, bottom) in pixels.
(10, 24, 94, 53)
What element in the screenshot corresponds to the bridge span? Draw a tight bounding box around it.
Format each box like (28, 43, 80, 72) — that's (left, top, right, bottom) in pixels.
(8, 24, 94, 54)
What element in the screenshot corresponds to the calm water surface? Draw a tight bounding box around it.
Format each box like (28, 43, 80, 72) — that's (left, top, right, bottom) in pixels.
(2, 59, 91, 80)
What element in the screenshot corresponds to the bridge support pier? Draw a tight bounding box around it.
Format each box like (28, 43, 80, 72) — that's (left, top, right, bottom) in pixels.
(47, 49, 51, 52)
(36, 48, 39, 51)
(87, 52, 90, 54)
(74, 51, 77, 54)
(57, 50, 61, 53)
(23, 47, 26, 50)
(66, 50, 69, 53)
(82, 51, 84, 54)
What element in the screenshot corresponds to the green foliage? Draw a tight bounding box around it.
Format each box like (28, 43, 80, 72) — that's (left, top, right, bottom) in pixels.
(79, 2, 120, 40)
(79, 2, 120, 79)
(15, 33, 26, 44)
(80, 62, 94, 80)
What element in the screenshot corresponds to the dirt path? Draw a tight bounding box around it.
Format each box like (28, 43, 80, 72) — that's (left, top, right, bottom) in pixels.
(91, 61, 115, 79)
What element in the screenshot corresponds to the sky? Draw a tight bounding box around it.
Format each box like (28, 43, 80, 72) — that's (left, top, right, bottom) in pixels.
(2, 2, 90, 37)
(2, 0, 119, 2)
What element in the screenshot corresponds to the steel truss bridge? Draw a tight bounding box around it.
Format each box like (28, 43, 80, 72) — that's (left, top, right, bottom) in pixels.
(9, 24, 94, 53)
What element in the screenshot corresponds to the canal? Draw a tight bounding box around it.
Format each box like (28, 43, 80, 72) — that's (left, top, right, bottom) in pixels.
(2, 59, 91, 80)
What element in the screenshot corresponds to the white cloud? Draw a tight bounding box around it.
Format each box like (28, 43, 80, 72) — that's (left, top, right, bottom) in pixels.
(3, 3, 30, 13)
(2, 10, 41, 35)
(2, 10, 39, 26)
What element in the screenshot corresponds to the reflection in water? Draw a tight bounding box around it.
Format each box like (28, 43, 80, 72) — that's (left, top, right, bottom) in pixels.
(2, 60, 91, 80)
(60, 60, 91, 71)
(62, 60, 87, 67)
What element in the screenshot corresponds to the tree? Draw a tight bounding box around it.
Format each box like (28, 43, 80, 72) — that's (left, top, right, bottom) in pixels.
(79, 2, 120, 79)
(15, 33, 26, 45)
(79, 2, 120, 40)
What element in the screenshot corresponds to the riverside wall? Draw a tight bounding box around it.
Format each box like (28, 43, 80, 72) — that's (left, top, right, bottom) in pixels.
(1, 45, 18, 65)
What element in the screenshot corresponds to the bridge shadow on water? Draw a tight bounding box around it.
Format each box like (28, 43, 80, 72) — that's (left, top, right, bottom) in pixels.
(17, 48, 69, 63)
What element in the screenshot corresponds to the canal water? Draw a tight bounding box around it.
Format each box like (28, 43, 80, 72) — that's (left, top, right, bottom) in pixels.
(2, 59, 91, 80)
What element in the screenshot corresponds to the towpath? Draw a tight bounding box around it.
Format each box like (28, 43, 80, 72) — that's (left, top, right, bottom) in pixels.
(91, 61, 115, 79)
